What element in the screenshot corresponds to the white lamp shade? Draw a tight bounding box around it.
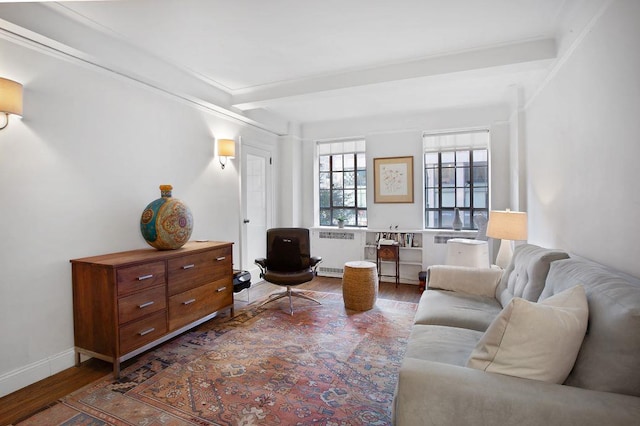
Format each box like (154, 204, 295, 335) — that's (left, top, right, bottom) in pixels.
(217, 139, 235, 158)
(486, 210, 528, 241)
(0, 77, 23, 116)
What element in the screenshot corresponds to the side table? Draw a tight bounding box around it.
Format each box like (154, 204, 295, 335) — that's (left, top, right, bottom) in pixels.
(342, 261, 378, 311)
(377, 244, 400, 287)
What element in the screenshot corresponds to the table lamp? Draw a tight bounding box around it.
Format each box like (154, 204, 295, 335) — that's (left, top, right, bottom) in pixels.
(486, 209, 528, 268)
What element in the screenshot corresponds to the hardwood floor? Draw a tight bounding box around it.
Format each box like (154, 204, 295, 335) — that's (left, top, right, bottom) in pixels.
(0, 276, 421, 425)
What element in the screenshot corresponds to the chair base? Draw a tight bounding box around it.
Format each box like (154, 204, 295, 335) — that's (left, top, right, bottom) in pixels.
(259, 287, 321, 315)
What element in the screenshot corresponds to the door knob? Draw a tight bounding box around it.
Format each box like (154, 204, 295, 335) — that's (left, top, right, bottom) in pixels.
(243, 219, 250, 223)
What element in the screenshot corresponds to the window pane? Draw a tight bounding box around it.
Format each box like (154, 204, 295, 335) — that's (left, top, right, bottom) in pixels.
(425, 167, 438, 186)
(319, 172, 331, 189)
(474, 188, 488, 208)
(463, 210, 472, 229)
(456, 188, 466, 207)
(332, 154, 343, 171)
(356, 153, 366, 169)
(332, 190, 344, 206)
(425, 210, 439, 228)
(320, 209, 331, 226)
(457, 167, 469, 188)
(343, 154, 355, 171)
(442, 168, 455, 187)
(343, 190, 355, 207)
(319, 190, 330, 208)
(344, 171, 355, 188)
(474, 149, 488, 162)
(356, 170, 366, 188)
(442, 151, 455, 165)
(425, 152, 439, 165)
(357, 210, 367, 227)
(344, 210, 356, 226)
(473, 166, 487, 185)
(319, 155, 330, 171)
(334, 209, 353, 225)
(332, 172, 343, 189)
(425, 188, 438, 208)
(357, 189, 367, 208)
(441, 210, 454, 228)
(456, 150, 470, 165)
(442, 188, 455, 207)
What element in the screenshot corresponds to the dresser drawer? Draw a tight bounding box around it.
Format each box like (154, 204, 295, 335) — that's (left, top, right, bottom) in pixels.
(117, 261, 166, 296)
(168, 278, 232, 330)
(119, 310, 167, 354)
(118, 285, 166, 324)
(168, 246, 232, 295)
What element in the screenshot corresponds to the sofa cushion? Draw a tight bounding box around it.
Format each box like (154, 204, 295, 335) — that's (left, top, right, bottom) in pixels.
(405, 324, 484, 366)
(414, 290, 503, 331)
(540, 258, 640, 397)
(467, 285, 588, 383)
(495, 244, 569, 306)
(427, 265, 503, 297)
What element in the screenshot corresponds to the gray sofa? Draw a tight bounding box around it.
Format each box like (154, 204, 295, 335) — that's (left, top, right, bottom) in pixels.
(393, 244, 640, 425)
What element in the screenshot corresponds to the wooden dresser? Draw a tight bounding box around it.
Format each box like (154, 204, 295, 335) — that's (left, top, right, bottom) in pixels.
(71, 241, 233, 377)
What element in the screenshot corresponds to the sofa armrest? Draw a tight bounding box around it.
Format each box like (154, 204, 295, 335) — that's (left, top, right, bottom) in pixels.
(427, 265, 503, 298)
(393, 358, 640, 426)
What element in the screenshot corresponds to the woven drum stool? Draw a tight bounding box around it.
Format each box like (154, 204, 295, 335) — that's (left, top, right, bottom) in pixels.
(342, 261, 378, 311)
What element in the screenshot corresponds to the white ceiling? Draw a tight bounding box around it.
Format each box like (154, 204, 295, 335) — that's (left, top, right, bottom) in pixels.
(1, 0, 601, 126)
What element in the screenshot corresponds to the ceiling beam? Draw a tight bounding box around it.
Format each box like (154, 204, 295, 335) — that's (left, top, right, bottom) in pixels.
(231, 38, 556, 110)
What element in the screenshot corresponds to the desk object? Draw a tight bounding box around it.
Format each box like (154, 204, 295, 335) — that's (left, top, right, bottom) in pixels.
(71, 241, 233, 378)
(377, 243, 400, 287)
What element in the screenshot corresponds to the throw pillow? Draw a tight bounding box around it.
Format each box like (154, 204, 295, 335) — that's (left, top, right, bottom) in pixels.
(466, 285, 588, 383)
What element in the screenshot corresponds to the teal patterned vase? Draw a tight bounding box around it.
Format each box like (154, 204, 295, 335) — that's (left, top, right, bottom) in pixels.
(140, 185, 193, 250)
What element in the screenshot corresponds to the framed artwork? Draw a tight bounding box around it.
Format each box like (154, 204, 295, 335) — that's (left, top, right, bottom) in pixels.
(374, 156, 414, 203)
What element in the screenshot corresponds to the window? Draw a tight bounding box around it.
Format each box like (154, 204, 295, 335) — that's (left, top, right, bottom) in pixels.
(424, 131, 489, 229)
(318, 139, 367, 227)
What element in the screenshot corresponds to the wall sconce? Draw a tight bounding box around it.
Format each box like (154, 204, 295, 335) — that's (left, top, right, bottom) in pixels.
(0, 77, 23, 131)
(486, 209, 528, 268)
(217, 138, 235, 169)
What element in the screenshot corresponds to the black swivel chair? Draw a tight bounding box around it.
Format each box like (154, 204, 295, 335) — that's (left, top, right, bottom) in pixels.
(255, 228, 322, 315)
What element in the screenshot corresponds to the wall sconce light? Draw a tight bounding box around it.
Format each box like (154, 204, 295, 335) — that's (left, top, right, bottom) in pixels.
(486, 209, 528, 268)
(217, 138, 235, 169)
(0, 77, 23, 131)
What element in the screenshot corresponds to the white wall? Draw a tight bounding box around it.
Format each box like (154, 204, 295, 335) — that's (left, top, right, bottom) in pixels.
(525, 0, 640, 277)
(301, 105, 512, 231)
(0, 37, 277, 396)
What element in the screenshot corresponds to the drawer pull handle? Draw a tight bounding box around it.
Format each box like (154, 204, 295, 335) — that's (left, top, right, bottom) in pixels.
(138, 301, 154, 309)
(216, 286, 227, 292)
(139, 327, 155, 336)
(137, 274, 153, 281)
(183, 298, 196, 305)
(182, 264, 195, 270)
(216, 256, 226, 261)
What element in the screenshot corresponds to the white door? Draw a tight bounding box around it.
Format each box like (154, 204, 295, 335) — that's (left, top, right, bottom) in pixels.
(240, 144, 273, 279)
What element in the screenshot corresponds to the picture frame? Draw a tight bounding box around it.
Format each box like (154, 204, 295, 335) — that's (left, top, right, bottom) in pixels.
(374, 156, 414, 203)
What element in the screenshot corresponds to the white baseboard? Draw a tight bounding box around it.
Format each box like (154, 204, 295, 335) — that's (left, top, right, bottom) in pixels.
(0, 348, 76, 398)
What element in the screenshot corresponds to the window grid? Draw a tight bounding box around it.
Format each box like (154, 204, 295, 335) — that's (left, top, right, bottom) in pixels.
(424, 149, 488, 229)
(319, 150, 367, 227)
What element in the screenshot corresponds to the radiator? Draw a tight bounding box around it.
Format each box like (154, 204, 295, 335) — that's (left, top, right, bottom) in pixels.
(311, 230, 362, 278)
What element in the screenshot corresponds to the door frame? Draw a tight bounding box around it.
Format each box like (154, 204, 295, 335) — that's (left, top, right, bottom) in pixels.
(238, 138, 274, 279)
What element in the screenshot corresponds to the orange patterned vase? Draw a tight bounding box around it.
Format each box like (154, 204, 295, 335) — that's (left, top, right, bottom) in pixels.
(140, 185, 193, 250)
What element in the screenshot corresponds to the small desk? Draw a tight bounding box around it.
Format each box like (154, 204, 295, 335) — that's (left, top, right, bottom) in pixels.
(377, 244, 400, 287)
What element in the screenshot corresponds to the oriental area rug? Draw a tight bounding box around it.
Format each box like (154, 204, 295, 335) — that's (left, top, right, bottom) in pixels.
(19, 291, 417, 426)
